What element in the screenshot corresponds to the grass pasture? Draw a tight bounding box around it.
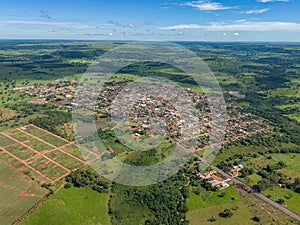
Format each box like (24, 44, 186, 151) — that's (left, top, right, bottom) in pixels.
(61, 144, 85, 160)
(0, 158, 48, 225)
(263, 186, 300, 215)
(187, 201, 255, 225)
(61, 144, 98, 162)
(22, 187, 111, 225)
(188, 187, 241, 211)
(271, 153, 300, 180)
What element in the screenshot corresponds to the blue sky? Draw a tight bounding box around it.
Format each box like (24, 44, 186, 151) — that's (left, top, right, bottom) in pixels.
(0, 0, 299, 41)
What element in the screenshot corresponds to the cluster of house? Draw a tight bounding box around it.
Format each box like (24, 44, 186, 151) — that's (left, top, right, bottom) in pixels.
(14, 78, 272, 148)
(13, 78, 76, 107)
(198, 170, 231, 190)
(230, 164, 244, 177)
(198, 164, 244, 190)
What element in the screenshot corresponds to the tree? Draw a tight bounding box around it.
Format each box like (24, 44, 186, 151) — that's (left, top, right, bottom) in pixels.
(218, 192, 226, 198)
(292, 177, 300, 193)
(208, 216, 217, 222)
(64, 183, 72, 189)
(276, 198, 285, 205)
(219, 209, 233, 218)
(252, 215, 261, 222)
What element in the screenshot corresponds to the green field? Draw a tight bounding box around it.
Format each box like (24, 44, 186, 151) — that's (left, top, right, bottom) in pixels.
(10, 131, 32, 142)
(61, 144, 83, 158)
(24, 126, 49, 137)
(240, 173, 262, 186)
(24, 138, 53, 152)
(266, 86, 300, 98)
(0, 158, 48, 225)
(213, 145, 268, 165)
(30, 157, 68, 180)
(6, 143, 36, 160)
(188, 187, 241, 210)
(287, 113, 300, 123)
(263, 186, 300, 215)
(0, 133, 16, 147)
(62, 144, 95, 161)
(22, 187, 111, 225)
(39, 134, 68, 147)
(187, 201, 255, 225)
(45, 150, 83, 170)
(271, 153, 300, 179)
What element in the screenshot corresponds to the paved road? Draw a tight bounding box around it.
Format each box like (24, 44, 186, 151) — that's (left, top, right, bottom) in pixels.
(195, 155, 300, 222)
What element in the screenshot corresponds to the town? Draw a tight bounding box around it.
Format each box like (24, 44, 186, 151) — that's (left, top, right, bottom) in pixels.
(14, 78, 273, 150)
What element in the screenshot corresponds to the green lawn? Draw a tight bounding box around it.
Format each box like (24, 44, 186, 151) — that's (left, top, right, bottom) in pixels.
(22, 187, 111, 225)
(263, 186, 300, 215)
(188, 187, 241, 210)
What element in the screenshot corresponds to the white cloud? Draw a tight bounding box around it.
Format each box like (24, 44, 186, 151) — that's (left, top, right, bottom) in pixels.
(234, 32, 240, 36)
(0, 20, 111, 29)
(245, 8, 270, 14)
(257, 0, 289, 2)
(160, 24, 202, 29)
(108, 20, 136, 28)
(159, 21, 300, 32)
(184, 1, 231, 11)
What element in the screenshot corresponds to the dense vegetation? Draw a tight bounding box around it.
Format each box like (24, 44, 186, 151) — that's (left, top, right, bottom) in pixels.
(65, 168, 109, 193)
(109, 171, 190, 225)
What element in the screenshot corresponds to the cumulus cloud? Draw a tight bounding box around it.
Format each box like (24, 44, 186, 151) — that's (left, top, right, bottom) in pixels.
(184, 1, 232, 11)
(159, 21, 300, 31)
(245, 8, 270, 14)
(108, 20, 136, 28)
